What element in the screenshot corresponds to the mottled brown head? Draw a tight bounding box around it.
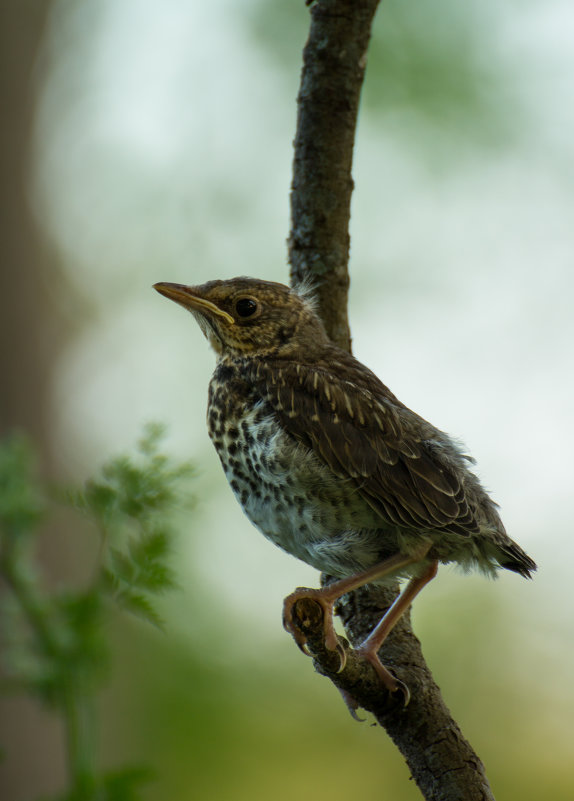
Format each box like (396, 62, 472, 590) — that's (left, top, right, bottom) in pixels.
(153, 277, 329, 358)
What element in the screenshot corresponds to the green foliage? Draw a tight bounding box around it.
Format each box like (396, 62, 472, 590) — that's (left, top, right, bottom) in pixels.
(65, 423, 189, 629)
(248, 0, 520, 152)
(0, 433, 44, 536)
(0, 424, 194, 801)
(365, 2, 505, 130)
(57, 766, 153, 801)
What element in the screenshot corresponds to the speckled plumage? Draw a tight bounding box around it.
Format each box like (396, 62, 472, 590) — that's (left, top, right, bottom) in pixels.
(154, 276, 536, 697)
(208, 372, 388, 578)
(206, 351, 531, 582)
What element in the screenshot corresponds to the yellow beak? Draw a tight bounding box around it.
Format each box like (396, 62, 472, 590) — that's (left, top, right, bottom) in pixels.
(153, 282, 235, 325)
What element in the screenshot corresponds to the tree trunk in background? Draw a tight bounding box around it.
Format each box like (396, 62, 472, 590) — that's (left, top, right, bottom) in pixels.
(0, 1, 63, 463)
(0, 4, 68, 800)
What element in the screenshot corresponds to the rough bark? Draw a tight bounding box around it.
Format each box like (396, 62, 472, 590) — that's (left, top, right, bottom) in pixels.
(288, 2, 495, 799)
(289, 0, 379, 352)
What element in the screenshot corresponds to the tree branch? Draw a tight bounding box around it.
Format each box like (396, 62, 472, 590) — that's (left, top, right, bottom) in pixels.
(289, 0, 380, 351)
(288, 2, 495, 799)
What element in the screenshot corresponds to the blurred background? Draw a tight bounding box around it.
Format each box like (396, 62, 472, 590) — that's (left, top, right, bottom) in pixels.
(1, 0, 573, 799)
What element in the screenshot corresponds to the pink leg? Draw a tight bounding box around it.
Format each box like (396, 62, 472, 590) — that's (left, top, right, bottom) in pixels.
(355, 559, 439, 702)
(283, 544, 433, 670)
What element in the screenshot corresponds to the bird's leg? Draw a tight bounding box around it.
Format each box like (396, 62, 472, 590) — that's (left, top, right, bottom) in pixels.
(283, 544, 433, 672)
(282, 585, 345, 660)
(354, 559, 439, 702)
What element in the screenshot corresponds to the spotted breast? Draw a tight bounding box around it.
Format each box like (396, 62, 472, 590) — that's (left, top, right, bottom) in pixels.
(207, 358, 399, 578)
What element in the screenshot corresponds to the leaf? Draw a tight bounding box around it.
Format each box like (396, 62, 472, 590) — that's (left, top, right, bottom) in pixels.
(137, 422, 166, 457)
(128, 530, 169, 563)
(109, 548, 137, 585)
(114, 590, 164, 630)
(134, 562, 177, 594)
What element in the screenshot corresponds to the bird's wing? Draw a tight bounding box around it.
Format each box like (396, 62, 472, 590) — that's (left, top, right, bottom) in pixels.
(252, 356, 478, 535)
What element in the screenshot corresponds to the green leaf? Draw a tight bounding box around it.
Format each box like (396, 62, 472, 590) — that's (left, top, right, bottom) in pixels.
(109, 548, 137, 585)
(114, 590, 164, 630)
(137, 421, 166, 457)
(128, 530, 169, 563)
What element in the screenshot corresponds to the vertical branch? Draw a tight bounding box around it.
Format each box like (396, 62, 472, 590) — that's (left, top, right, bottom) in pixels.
(289, 0, 380, 351)
(287, 2, 496, 800)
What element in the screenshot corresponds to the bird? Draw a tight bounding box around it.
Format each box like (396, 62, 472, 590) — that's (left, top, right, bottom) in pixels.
(154, 276, 536, 701)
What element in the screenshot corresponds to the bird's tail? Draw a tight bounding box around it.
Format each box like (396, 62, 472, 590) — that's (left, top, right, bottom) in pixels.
(498, 539, 537, 578)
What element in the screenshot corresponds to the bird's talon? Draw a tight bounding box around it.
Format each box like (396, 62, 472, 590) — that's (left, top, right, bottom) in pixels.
(338, 687, 365, 721)
(355, 645, 412, 705)
(283, 588, 343, 665)
(382, 672, 411, 706)
(300, 641, 313, 657)
(283, 603, 312, 655)
(393, 677, 411, 707)
(349, 706, 366, 723)
(286, 625, 311, 656)
(335, 640, 347, 673)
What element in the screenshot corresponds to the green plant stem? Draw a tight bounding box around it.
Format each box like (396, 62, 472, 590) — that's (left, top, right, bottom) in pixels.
(0, 541, 60, 659)
(0, 541, 99, 799)
(63, 687, 99, 800)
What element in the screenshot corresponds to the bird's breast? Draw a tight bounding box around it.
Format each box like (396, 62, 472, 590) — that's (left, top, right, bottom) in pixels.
(206, 374, 389, 576)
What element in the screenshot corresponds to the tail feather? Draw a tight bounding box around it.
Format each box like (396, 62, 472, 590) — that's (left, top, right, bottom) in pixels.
(498, 540, 537, 578)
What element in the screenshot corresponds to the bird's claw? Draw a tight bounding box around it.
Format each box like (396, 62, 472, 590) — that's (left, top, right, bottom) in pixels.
(337, 687, 365, 721)
(334, 639, 347, 672)
(283, 588, 346, 668)
(297, 640, 313, 657)
(355, 644, 411, 706)
(284, 592, 412, 705)
(283, 609, 312, 655)
(393, 677, 411, 707)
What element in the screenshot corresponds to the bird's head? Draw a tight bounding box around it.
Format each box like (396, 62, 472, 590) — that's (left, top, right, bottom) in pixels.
(153, 277, 329, 358)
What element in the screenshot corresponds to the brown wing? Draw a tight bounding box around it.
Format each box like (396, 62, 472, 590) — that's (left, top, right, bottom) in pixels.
(251, 353, 479, 536)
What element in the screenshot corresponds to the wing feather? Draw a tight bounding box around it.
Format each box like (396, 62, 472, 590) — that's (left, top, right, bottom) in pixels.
(253, 355, 479, 535)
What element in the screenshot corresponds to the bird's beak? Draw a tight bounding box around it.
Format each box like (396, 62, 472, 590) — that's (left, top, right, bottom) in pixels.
(153, 282, 235, 325)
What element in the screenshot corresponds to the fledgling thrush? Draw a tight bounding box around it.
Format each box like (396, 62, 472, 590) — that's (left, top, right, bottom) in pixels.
(154, 277, 536, 701)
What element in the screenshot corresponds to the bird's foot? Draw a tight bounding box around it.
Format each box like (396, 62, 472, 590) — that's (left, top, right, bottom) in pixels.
(354, 644, 411, 706)
(337, 687, 366, 722)
(283, 587, 347, 671)
(284, 584, 410, 705)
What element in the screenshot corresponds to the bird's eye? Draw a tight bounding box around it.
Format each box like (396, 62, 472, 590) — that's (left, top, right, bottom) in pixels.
(235, 297, 258, 318)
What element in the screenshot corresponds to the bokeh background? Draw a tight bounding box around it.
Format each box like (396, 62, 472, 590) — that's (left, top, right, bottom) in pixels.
(1, 1, 573, 799)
